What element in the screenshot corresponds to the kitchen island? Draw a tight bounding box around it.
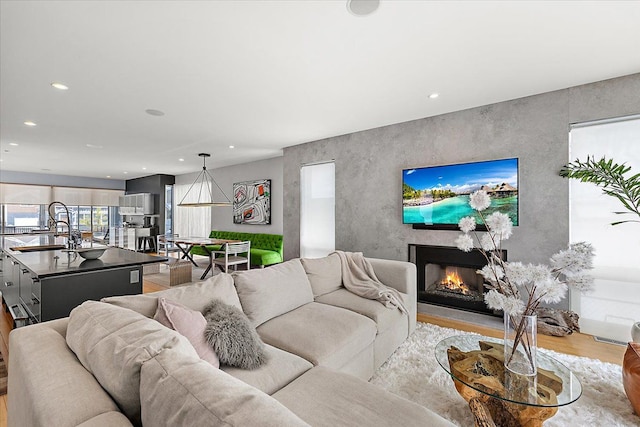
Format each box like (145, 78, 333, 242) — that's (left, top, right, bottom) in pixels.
(1, 234, 167, 326)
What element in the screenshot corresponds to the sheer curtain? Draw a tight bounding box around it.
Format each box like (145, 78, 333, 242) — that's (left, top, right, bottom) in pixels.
(569, 115, 640, 342)
(300, 161, 335, 258)
(173, 182, 211, 237)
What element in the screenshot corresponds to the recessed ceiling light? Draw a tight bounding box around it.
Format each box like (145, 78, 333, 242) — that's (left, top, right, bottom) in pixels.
(347, 0, 380, 17)
(9, 142, 18, 146)
(85, 143, 103, 149)
(106, 175, 111, 178)
(142, 167, 147, 170)
(229, 145, 235, 149)
(51, 82, 69, 90)
(179, 158, 185, 162)
(429, 93, 440, 99)
(24, 121, 37, 126)
(145, 109, 165, 117)
(123, 172, 128, 175)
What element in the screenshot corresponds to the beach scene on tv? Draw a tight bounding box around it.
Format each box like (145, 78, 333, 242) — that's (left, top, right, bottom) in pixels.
(403, 158, 518, 226)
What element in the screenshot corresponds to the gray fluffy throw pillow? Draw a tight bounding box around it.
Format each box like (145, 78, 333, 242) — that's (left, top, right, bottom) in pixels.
(202, 299, 269, 370)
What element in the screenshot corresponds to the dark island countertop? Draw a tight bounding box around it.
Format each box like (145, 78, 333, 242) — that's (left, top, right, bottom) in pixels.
(2, 234, 167, 278)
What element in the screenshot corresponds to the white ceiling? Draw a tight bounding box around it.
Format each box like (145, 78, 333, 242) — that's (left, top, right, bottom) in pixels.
(2, 1, 640, 180)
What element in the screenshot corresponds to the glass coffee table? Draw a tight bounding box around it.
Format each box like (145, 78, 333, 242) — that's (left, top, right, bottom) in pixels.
(435, 335, 582, 427)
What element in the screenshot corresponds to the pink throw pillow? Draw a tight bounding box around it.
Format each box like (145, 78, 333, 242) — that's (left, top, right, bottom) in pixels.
(154, 297, 220, 368)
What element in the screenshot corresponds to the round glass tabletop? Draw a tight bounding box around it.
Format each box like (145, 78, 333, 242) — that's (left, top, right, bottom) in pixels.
(435, 335, 582, 407)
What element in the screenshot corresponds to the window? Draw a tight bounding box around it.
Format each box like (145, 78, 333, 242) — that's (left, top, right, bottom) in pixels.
(2, 204, 42, 233)
(165, 184, 173, 235)
(1, 203, 121, 236)
(92, 206, 109, 237)
(300, 161, 335, 258)
(568, 115, 640, 342)
(0, 185, 123, 235)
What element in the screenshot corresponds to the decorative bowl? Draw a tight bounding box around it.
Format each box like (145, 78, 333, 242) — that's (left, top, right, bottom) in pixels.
(76, 247, 108, 260)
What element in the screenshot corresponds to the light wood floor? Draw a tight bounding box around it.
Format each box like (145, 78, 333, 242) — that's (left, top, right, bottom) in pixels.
(0, 281, 627, 426)
(418, 313, 626, 365)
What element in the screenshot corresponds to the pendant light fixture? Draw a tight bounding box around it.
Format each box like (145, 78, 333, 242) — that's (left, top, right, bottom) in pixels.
(178, 153, 232, 207)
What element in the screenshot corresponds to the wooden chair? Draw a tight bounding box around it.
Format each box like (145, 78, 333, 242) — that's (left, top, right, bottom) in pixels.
(210, 241, 251, 272)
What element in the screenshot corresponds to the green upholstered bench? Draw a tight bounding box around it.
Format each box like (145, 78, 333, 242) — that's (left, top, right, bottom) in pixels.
(189, 231, 283, 267)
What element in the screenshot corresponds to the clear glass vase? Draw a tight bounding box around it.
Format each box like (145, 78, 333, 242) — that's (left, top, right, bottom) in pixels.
(504, 312, 537, 376)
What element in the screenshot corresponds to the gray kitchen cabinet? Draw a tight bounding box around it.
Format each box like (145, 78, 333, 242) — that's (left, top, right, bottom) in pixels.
(2, 253, 20, 310)
(118, 193, 154, 215)
(3, 251, 143, 325)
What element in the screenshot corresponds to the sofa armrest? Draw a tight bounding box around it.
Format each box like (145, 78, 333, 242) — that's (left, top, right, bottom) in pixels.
(367, 258, 416, 295)
(367, 258, 417, 334)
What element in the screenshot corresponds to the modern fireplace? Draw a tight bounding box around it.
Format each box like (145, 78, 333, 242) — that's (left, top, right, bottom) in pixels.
(408, 244, 506, 316)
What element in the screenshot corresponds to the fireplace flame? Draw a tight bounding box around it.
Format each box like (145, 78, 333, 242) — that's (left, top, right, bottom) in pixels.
(441, 269, 469, 295)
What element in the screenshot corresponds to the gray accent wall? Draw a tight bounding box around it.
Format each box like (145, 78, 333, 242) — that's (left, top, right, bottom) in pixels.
(283, 73, 640, 273)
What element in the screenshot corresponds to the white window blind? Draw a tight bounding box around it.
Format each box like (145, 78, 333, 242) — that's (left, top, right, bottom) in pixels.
(173, 182, 211, 237)
(52, 187, 93, 205)
(0, 183, 52, 204)
(0, 184, 123, 206)
(300, 161, 335, 258)
(569, 116, 640, 342)
(91, 189, 123, 206)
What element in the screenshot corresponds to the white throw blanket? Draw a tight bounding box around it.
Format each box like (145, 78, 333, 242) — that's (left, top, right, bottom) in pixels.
(332, 251, 408, 316)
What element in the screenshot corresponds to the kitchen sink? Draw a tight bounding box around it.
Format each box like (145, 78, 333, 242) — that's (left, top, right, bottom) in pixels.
(10, 244, 66, 252)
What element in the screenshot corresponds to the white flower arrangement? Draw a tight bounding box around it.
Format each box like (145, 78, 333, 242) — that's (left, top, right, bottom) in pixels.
(456, 190, 595, 317)
(457, 189, 595, 373)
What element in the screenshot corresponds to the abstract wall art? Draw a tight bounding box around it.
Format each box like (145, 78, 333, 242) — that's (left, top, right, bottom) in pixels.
(233, 179, 271, 225)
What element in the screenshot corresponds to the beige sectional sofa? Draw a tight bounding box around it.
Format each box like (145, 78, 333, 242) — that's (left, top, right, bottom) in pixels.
(8, 255, 454, 427)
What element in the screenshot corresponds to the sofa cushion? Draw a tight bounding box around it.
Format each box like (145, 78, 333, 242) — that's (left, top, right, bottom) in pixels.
(76, 412, 134, 427)
(232, 259, 314, 327)
(222, 344, 313, 395)
(139, 346, 310, 427)
(250, 248, 283, 266)
(315, 288, 407, 334)
(272, 366, 455, 427)
(66, 300, 200, 425)
(202, 299, 268, 369)
(7, 320, 127, 427)
(154, 297, 220, 368)
(257, 302, 377, 370)
(300, 253, 343, 297)
(102, 273, 241, 316)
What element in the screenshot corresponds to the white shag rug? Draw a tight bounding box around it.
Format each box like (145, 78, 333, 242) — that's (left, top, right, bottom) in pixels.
(370, 322, 639, 427)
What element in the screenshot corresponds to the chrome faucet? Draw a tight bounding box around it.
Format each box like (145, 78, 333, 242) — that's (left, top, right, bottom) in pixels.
(47, 201, 81, 250)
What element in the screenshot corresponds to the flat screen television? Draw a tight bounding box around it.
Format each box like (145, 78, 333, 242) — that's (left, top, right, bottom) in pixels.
(402, 158, 519, 230)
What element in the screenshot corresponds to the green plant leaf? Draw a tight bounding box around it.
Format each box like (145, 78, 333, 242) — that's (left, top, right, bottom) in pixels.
(561, 155, 640, 226)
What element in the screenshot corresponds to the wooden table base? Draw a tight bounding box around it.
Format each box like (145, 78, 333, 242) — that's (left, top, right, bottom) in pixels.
(447, 341, 563, 427)
(458, 382, 557, 427)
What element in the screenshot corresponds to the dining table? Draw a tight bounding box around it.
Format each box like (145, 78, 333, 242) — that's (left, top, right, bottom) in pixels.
(164, 236, 241, 279)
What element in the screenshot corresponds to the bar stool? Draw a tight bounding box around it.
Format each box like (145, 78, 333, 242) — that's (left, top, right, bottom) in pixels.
(138, 236, 156, 253)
